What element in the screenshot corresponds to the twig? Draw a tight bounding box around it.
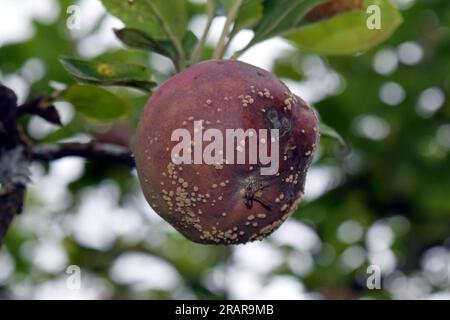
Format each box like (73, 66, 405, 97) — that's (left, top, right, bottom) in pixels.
(16, 96, 62, 125)
(32, 142, 135, 168)
(191, 0, 216, 63)
(222, 34, 235, 59)
(146, 0, 186, 70)
(0, 141, 134, 246)
(0, 85, 136, 247)
(212, 0, 244, 59)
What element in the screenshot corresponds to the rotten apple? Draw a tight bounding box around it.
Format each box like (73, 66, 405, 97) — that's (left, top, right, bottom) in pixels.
(134, 59, 319, 245)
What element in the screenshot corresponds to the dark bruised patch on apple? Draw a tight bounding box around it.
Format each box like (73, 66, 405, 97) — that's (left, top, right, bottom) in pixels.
(262, 106, 292, 138)
(243, 176, 272, 211)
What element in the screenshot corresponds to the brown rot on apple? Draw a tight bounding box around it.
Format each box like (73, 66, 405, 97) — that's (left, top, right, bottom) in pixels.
(134, 60, 319, 245)
(306, 0, 363, 22)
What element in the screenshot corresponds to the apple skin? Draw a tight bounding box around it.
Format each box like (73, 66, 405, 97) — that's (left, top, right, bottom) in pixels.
(134, 59, 319, 245)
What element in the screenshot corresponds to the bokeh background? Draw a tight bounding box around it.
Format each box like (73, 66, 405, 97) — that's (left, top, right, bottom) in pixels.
(0, 0, 449, 299)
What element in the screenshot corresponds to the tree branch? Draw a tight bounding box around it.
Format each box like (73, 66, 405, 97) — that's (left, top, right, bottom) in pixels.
(0, 187, 24, 246)
(16, 95, 62, 126)
(0, 141, 134, 246)
(0, 85, 137, 247)
(32, 142, 135, 168)
(0, 84, 29, 246)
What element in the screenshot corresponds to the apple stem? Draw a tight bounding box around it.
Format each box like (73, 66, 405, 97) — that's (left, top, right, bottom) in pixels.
(191, 0, 216, 63)
(212, 0, 244, 60)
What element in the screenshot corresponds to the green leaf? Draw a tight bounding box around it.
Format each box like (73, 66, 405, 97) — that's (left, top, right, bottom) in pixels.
(101, 0, 187, 40)
(250, 0, 327, 44)
(218, 0, 233, 11)
(218, 0, 263, 34)
(320, 122, 347, 149)
(60, 85, 131, 122)
(96, 49, 151, 66)
(283, 0, 403, 55)
(114, 28, 197, 64)
(59, 57, 156, 93)
(232, 0, 264, 35)
(182, 31, 199, 56)
(114, 28, 177, 59)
